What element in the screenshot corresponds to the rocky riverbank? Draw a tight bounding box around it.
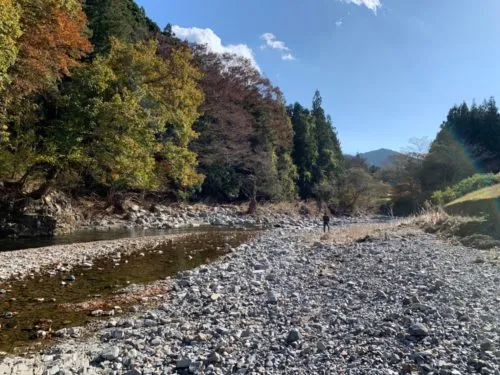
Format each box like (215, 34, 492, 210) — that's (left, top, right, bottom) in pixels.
(0, 222, 498, 374)
(0, 205, 323, 280)
(0, 189, 319, 239)
(0, 190, 377, 239)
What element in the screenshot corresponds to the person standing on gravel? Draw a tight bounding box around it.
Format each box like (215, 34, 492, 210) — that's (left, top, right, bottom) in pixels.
(323, 212, 330, 232)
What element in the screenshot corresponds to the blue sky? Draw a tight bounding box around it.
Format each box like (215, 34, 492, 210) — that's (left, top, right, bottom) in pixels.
(136, 0, 500, 154)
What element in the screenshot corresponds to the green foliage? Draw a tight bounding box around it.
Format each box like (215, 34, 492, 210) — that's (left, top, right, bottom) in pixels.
(288, 91, 343, 201)
(51, 39, 204, 191)
(0, 0, 91, 184)
(0, 0, 22, 89)
(421, 99, 500, 194)
(2, 0, 350, 206)
(288, 103, 318, 198)
(84, 0, 160, 54)
(431, 173, 500, 205)
(277, 152, 298, 200)
(312, 91, 343, 182)
(201, 164, 242, 201)
(420, 128, 476, 193)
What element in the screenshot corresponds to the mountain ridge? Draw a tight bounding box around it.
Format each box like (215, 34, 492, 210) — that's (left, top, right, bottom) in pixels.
(353, 148, 401, 168)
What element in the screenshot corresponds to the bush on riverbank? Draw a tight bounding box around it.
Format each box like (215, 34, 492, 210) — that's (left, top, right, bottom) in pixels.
(431, 173, 500, 205)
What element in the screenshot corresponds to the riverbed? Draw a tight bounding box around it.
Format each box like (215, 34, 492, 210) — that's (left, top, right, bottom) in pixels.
(1, 223, 498, 375)
(0, 229, 259, 353)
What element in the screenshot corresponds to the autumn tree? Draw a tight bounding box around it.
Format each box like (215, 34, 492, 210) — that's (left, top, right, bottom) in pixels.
(0, 0, 92, 187)
(52, 39, 204, 194)
(190, 49, 296, 203)
(7, 0, 91, 97)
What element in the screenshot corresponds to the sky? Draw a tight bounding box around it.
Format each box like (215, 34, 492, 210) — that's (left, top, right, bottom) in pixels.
(135, 0, 500, 154)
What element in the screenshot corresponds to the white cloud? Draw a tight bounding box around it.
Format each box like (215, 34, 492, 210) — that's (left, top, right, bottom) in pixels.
(172, 25, 260, 71)
(336, 19, 343, 27)
(260, 33, 290, 51)
(260, 33, 296, 61)
(343, 0, 381, 13)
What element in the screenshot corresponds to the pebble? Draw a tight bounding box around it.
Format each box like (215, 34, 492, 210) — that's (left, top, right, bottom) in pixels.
(409, 323, 429, 338)
(0, 217, 498, 375)
(286, 329, 301, 344)
(100, 347, 120, 361)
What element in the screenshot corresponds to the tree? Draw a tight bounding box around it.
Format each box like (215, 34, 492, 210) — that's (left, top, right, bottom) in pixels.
(84, 0, 160, 54)
(0, 0, 22, 89)
(420, 129, 476, 193)
(191, 49, 296, 202)
(7, 0, 91, 97)
(0, 0, 92, 186)
(52, 39, 204, 193)
(312, 91, 343, 183)
(288, 92, 343, 201)
(288, 103, 318, 199)
(420, 99, 500, 194)
(0, 38, 204, 199)
(332, 167, 389, 215)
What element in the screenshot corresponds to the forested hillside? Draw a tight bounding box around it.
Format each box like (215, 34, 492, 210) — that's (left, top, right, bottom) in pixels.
(0, 0, 342, 208)
(378, 99, 500, 214)
(1, 0, 499, 217)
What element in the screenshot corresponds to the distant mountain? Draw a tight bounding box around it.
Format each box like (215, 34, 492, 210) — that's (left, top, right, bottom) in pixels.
(357, 148, 401, 168)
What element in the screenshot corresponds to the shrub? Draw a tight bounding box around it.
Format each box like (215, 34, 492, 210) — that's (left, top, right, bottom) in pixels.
(431, 173, 500, 204)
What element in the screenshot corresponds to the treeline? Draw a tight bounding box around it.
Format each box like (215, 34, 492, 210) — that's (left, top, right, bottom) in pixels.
(378, 98, 500, 214)
(4, 0, 494, 215)
(0, 0, 343, 207)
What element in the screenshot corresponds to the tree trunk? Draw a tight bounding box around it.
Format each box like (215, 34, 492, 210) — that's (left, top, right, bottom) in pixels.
(27, 167, 59, 200)
(247, 175, 257, 214)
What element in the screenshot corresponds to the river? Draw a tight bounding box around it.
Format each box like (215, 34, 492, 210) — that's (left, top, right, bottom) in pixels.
(0, 228, 258, 353)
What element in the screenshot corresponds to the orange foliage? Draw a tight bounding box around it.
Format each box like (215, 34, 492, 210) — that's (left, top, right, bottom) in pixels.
(10, 3, 92, 96)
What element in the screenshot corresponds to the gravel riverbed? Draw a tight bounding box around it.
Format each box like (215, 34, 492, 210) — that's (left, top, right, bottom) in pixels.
(0, 223, 499, 375)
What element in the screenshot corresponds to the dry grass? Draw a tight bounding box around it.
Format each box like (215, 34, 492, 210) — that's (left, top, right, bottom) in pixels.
(319, 220, 420, 246)
(257, 201, 319, 216)
(409, 209, 486, 236)
(318, 209, 495, 249)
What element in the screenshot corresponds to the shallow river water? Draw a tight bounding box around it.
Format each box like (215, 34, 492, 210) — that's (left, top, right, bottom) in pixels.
(0, 229, 258, 353)
(0, 226, 228, 252)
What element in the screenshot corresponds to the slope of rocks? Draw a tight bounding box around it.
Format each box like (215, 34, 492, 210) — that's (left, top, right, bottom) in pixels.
(1, 227, 499, 375)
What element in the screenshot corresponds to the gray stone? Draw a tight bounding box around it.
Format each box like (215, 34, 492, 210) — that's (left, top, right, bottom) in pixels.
(176, 358, 192, 369)
(150, 337, 162, 346)
(481, 340, 494, 352)
(101, 347, 120, 361)
(409, 323, 429, 338)
(286, 329, 301, 344)
(208, 352, 222, 363)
